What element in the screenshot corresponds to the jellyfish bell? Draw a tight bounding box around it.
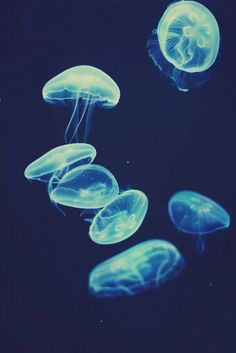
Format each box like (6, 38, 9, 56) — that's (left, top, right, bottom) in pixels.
(89, 189, 148, 245)
(89, 239, 185, 297)
(42, 65, 120, 143)
(147, 1, 220, 91)
(24, 143, 97, 182)
(158, 1, 220, 73)
(49, 164, 119, 209)
(168, 190, 230, 252)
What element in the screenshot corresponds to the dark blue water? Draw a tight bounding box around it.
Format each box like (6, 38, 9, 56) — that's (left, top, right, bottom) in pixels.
(1, 1, 235, 352)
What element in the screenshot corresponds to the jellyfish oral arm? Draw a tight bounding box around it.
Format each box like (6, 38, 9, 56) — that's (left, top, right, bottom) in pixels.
(65, 94, 92, 144)
(83, 100, 96, 143)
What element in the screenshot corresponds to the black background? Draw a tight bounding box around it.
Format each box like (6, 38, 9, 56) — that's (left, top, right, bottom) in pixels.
(1, 1, 235, 352)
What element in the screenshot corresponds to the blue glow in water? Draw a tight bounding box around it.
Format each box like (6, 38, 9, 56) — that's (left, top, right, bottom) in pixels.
(147, 1, 220, 91)
(24, 143, 96, 182)
(89, 239, 185, 297)
(50, 164, 119, 209)
(168, 190, 230, 252)
(42, 65, 120, 143)
(89, 189, 148, 244)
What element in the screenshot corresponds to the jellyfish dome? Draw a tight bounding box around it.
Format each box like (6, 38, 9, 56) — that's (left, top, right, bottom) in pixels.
(168, 190, 230, 251)
(50, 164, 119, 209)
(147, 1, 220, 91)
(89, 189, 148, 245)
(42, 65, 120, 143)
(24, 143, 96, 182)
(89, 239, 185, 297)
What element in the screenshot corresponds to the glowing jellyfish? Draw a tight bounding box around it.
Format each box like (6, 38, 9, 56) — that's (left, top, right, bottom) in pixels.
(147, 1, 220, 91)
(89, 189, 148, 244)
(24, 143, 96, 182)
(168, 190, 230, 252)
(42, 65, 120, 143)
(50, 164, 119, 209)
(89, 239, 185, 297)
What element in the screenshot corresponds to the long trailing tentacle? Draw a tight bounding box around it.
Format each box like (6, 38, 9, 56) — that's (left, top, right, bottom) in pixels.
(64, 97, 80, 143)
(83, 101, 96, 142)
(64, 94, 92, 144)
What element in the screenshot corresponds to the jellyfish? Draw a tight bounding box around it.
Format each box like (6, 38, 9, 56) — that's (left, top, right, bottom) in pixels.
(50, 164, 119, 209)
(24, 143, 97, 214)
(89, 239, 185, 297)
(42, 65, 120, 143)
(88, 189, 148, 244)
(168, 190, 230, 252)
(24, 143, 96, 182)
(147, 1, 220, 91)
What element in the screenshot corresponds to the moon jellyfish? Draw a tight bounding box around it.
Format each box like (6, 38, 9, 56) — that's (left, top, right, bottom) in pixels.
(24, 143, 96, 182)
(89, 189, 148, 244)
(89, 239, 185, 298)
(168, 191, 230, 252)
(42, 65, 120, 143)
(50, 164, 119, 209)
(147, 1, 220, 91)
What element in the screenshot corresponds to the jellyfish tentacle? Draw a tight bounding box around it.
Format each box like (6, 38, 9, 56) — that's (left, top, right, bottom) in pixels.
(71, 95, 91, 143)
(48, 169, 67, 216)
(83, 100, 96, 143)
(64, 96, 80, 143)
(80, 208, 99, 223)
(65, 93, 92, 143)
(196, 235, 205, 253)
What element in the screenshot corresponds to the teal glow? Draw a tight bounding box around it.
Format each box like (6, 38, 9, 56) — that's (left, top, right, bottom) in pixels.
(168, 191, 230, 252)
(89, 239, 185, 297)
(42, 65, 120, 143)
(24, 143, 96, 182)
(147, 1, 220, 91)
(89, 189, 148, 244)
(158, 1, 220, 73)
(50, 164, 119, 209)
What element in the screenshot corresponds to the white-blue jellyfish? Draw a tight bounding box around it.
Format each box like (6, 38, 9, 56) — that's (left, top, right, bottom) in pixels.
(89, 239, 185, 297)
(50, 164, 119, 209)
(24, 143, 96, 182)
(168, 190, 230, 252)
(24, 143, 97, 214)
(147, 1, 220, 91)
(88, 189, 148, 244)
(42, 65, 120, 143)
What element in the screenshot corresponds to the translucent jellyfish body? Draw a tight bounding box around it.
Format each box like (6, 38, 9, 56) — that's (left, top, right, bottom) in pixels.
(42, 65, 120, 143)
(24, 143, 96, 182)
(147, 1, 220, 91)
(89, 189, 148, 244)
(168, 191, 230, 251)
(50, 164, 119, 209)
(89, 239, 185, 297)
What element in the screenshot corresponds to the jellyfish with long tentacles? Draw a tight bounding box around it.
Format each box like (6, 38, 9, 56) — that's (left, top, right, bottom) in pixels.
(147, 1, 220, 91)
(168, 191, 230, 252)
(42, 65, 120, 143)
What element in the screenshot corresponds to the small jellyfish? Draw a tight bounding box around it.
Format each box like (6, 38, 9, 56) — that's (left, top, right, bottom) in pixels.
(50, 164, 119, 209)
(42, 65, 120, 143)
(168, 190, 230, 252)
(89, 189, 148, 244)
(147, 1, 220, 91)
(89, 239, 185, 297)
(24, 143, 96, 182)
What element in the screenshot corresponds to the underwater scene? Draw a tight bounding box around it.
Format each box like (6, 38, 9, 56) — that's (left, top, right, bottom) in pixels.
(2, 0, 235, 352)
